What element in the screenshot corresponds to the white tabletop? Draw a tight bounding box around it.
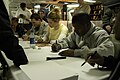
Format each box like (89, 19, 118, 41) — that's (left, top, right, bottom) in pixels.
(2, 40, 111, 80)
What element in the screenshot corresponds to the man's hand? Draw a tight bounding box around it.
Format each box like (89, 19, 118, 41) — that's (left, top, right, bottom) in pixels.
(84, 52, 104, 66)
(59, 49, 74, 57)
(51, 43, 61, 52)
(22, 35, 29, 41)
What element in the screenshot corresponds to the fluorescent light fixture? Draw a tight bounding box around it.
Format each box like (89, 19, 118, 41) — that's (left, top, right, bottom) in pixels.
(34, 9, 38, 13)
(34, 5, 40, 8)
(84, 0, 96, 3)
(67, 4, 79, 8)
(64, 2, 69, 4)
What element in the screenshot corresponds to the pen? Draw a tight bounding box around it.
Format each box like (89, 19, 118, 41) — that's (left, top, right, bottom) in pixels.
(46, 56, 66, 61)
(56, 40, 57, 44)
(81, 51, 97, 67)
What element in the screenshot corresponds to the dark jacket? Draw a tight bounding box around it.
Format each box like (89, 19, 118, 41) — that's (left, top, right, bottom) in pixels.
(0, 0, 28, 66)
(102, 8, 115, 34)
(102, 8, 113, 28)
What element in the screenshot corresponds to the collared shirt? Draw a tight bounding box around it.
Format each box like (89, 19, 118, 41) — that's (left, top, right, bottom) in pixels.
(34, 20, 48, 38)
(25, 20, 48, 41)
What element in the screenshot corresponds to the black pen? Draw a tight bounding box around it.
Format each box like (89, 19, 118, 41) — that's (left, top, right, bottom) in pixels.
(81, 51, 97, 67)
(56, 40, 57, 44)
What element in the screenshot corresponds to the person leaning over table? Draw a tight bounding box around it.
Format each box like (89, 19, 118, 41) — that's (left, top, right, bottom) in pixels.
(0, 0, 28, 67)
(85, 3, 120, 70)
(39, 8, 68, 44)
(10, 17, 26, 38)
(84, 0, 120, 79)
(22, 13, 48, 42)
(51, 13, 114, 59)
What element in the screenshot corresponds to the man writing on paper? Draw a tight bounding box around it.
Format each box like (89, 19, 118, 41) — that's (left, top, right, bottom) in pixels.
(51, 13, 114, 59)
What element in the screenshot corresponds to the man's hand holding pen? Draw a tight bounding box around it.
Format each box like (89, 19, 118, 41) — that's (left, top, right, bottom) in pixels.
(82, 51, 104, 67)
(51, 40, 61, 52)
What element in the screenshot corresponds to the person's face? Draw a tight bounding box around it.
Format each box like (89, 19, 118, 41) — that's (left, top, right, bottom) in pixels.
(11, 20, 18, 27)
(39, 11, 45, 18)
(73, 24, 89, 36)
(78, 0, 83, 4)
(47, 18, 57, 28)
(31, 19, 41, 28)
(21, 6, 26, 11)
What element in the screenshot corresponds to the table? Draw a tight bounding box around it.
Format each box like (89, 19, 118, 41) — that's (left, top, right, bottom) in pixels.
(1, 40, 111, 80)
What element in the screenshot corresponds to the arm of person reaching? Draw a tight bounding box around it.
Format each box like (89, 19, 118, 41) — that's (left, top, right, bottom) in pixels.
(74, 29, 114, 58)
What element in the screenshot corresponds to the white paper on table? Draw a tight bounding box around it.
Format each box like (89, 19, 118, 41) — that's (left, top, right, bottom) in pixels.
(20, 61, 78, 80)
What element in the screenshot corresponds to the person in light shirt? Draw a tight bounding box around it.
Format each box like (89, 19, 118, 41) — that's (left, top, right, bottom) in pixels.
(15, 2, 31, 30)
(22, 13, 48, 42)
(41, 8, 68, 43)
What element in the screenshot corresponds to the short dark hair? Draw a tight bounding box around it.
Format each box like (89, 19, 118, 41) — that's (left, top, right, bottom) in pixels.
(72, 13, 91, 28)
(20, 2, 26, 8)
(30, 13, 42, 21)
(11, 17, 18, 22)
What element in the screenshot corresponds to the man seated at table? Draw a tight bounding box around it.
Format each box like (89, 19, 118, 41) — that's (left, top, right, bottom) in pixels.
(22, 13, 48, 42)
(10, 17, 26, 37)
(51, 13, 114, 58)
(84, 0, 120, 79)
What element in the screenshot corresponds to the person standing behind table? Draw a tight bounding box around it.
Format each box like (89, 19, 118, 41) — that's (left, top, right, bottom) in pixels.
(41, 8, 68, 44)
(51, 13, 114, 58)
(15, 2, 32, 31)
(73, 0, 91, 15)
(22, 13, 48, 42)
(0, 0, 28, 67)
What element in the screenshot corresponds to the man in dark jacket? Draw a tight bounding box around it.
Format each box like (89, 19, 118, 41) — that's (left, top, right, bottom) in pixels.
(102, 0, 120, 35)
(102, 8, 113, 34)
(0, 0, 28, 67)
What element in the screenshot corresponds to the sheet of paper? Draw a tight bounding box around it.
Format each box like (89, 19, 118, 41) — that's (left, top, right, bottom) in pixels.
(20, 61, 78, 80)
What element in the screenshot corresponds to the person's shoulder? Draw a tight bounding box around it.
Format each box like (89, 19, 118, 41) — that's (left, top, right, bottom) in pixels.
(16, 8, 22, 12)
(83, 4, 90, 7)
(94, 27, 108, 35)
(61, 23, 68, 30)
(25, 8, 31, 13)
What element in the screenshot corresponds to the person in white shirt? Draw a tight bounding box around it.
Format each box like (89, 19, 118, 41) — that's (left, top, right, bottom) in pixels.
(15, 2, 32, 30)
